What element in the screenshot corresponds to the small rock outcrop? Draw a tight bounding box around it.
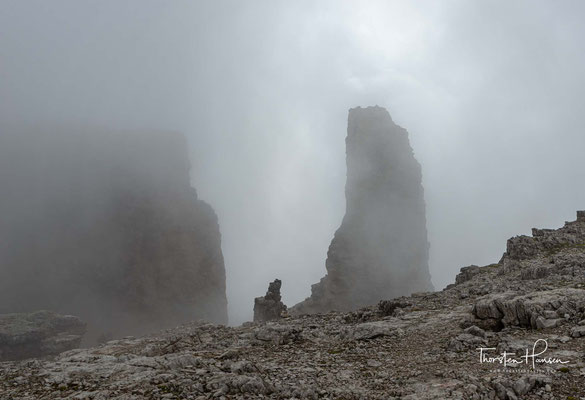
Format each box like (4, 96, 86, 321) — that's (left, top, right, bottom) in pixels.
(0, 128, 228, 340)
(294, 106, 433, 314)
(0, 311, 86, 361)
(454, 265, 481, 284)
(253, 279, 287, 322)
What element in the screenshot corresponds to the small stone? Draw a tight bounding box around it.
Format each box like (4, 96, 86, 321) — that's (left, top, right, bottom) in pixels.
(218, 349, 239, 360)
(535, 317, 563, 330)
(571, 326, 585, 338)
(464, 325, 487, 338)
(558, 336, 571, 343)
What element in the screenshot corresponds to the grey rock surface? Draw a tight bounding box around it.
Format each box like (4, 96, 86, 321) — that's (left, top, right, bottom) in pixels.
(293, 106, 433, 314)
(473, 288, 585, 330)
(0, 311, 86, 361)
(455, 265, 481, 285)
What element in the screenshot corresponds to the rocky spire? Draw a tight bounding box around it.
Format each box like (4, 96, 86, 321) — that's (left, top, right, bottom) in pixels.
(254, 279, 287, 322)
(293, 106, 433, 314)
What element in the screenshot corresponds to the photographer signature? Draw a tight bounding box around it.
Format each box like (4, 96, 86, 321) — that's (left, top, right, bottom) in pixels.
(477, 339, 569, 369)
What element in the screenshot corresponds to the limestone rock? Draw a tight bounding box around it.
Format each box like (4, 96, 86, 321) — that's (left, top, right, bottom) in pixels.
(472, 288, 585, 330)
(570, 326, 585, 338)
(293, 106, 432, 314)
(0, 311, 86, 360)
(447, 332, 486, 352)
(455, 265, 481, 285)
(504, 210, 585, 261)
(253, 322, 301, 345)
(520, 265, 551, 280)
(253, 279, 287, 322)
(343, 320, 402, 340)
(0, 129, 228, 340)
(378, 298, 411, 316)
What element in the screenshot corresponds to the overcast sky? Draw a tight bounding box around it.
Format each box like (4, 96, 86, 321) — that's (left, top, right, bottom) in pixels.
(2, 1, 584, 324)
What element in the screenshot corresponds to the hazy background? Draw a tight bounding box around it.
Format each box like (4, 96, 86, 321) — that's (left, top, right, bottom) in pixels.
(2, 1, 584, 324)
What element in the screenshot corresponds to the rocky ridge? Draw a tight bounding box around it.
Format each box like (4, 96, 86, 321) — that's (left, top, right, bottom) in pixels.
(1, 212, 584, 399)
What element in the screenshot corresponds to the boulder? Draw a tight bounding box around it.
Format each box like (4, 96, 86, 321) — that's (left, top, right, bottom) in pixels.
(0, 310, 86, 360)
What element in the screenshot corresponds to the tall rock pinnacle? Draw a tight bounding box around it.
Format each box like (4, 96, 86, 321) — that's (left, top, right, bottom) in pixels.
(294, 106, 433, 313)
(0, 127, 228, 340)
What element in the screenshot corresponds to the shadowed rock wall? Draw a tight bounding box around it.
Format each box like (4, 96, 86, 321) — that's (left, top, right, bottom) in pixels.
(0, 126, 228, 339)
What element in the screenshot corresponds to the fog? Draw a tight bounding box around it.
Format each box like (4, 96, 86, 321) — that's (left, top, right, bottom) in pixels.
(1, 1, 584, 325)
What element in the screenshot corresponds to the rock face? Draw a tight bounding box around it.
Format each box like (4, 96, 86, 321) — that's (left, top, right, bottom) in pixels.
(0, 311, 86, 361)
(1, 212, 585, 399)
(253, 279, 287, 322)
(0, 127, 228, 340)
(294, 106, 433, 314)
(472, 288, 585, 331)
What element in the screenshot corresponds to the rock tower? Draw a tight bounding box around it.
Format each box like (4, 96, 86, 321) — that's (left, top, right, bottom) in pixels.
(294, 106, 433, 313)
(254, 279, 287, 322)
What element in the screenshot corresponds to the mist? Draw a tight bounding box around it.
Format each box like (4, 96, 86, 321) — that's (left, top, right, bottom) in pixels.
(1, 1, 585, 325)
